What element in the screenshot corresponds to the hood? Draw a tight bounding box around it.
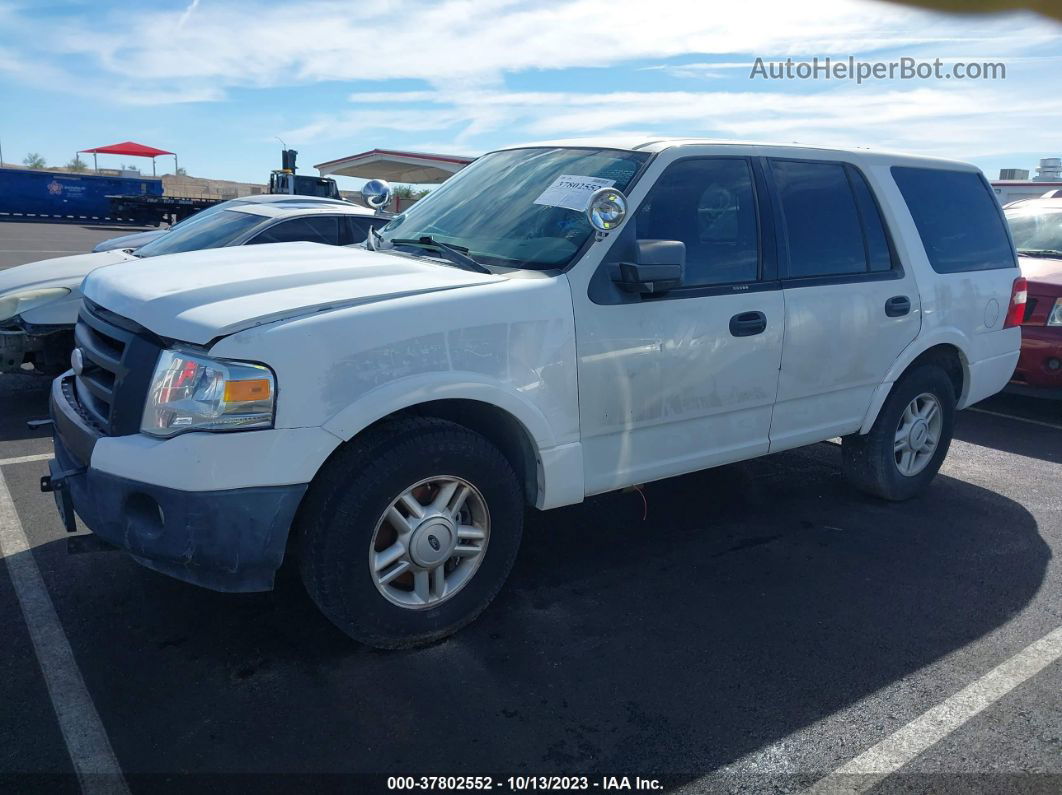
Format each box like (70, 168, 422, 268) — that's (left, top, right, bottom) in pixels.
(1018, 255, 1062, 292)
(0, 249, 137, 296)
(93, 229, 167, 253)
(82, 242, 505, 344)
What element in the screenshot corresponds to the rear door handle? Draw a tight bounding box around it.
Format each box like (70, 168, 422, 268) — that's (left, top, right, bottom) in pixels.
(729, 311, 767, 337)
(885, 296, 911, 317)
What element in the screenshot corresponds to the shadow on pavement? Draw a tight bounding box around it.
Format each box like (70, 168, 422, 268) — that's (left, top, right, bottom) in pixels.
(0, 377, 51, 444)
(955, 404, 1062, 465)
(5, 440, 1047, 791)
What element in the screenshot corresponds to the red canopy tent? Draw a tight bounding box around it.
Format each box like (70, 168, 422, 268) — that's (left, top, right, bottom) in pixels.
(78, 141, 178, 177)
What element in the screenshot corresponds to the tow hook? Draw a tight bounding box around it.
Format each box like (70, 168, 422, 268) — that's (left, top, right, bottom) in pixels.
(41, 463, 86, 534)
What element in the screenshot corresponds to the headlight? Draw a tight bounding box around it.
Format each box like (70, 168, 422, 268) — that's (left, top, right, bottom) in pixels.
(0, 287, 71, 322)
(1048, 298, 1062, 327)
(141, 350, 275, 438)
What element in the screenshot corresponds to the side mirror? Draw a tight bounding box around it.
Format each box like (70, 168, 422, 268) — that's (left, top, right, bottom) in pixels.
(612, 240, 685, 295)
(361, 179, 393, 211)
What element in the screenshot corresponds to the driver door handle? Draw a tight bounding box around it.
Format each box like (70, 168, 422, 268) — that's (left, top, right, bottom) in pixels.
(729, 311, 767, 337)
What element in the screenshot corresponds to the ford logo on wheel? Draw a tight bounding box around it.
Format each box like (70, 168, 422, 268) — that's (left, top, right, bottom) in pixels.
(70, 348, 84, 376)
(428, 534, 441, 551)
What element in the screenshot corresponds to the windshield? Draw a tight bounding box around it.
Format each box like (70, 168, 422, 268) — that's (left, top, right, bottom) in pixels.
(136, 209, 262, 257)
(168, 198, 253, 231)
(378, 147, 649, 269)
(1006, 207, 1062, 255)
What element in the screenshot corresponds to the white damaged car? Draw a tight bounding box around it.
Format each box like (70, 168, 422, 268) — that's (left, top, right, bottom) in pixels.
(45, 139, 1022, 647)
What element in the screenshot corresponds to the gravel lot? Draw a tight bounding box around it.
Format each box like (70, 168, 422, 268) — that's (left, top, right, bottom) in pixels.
(0, 222, 1059, 793)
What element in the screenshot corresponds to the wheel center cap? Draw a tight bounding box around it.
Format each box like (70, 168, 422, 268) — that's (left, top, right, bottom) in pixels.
(409, 518, 456, 567)
(909, 419, 929, 450)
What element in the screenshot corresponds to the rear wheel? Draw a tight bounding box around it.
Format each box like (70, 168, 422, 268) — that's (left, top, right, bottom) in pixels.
(297, 417, 524, 648)
(842, 365, 956, 501)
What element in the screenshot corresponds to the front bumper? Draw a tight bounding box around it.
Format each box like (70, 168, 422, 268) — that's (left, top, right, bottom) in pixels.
(48, 375, 307, 592)
(1, 326, 73, 375)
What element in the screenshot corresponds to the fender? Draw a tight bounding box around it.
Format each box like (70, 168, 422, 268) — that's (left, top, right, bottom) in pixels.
(858, 326, 972, 434)
(321, 372, 585, 510)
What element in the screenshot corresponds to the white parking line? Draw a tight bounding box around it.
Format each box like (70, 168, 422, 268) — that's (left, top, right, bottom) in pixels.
(807, 625, 1062, 794)
(0, 469, 129, 794)
(0, 453, 54, 467)
(968, 407, 1062, 431)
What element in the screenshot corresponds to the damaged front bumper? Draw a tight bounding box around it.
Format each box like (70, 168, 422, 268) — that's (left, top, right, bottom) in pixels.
(1, 323, 74, 375)
(46, 374, 308, 592)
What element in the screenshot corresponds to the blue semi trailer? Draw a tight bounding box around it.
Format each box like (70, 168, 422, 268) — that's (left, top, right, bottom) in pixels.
(0, 167, 164, 225)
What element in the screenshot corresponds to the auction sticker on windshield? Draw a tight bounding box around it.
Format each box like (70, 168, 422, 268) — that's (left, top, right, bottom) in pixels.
(533, 174, 616, 211)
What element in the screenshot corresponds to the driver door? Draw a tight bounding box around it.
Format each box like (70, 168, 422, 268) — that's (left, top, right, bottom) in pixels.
(569, 153, 785, 495)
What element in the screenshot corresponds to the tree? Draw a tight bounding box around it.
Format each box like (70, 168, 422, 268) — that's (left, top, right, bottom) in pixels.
(175, 166, 187, 176)
(23, 152, 46, 169)
(393, 184, 430, 200)
(66, 155, 87, 173)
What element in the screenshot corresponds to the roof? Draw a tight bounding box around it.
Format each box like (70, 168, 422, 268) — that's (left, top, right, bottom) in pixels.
(992, 181, 1062, 187)
(498, 138, 978, 170)
(230, 202, 376, 219)
(315, 149, 474, 183)
(79, 141, 175, 158)
(234, 195, 356, 207)
(1005, 197, 1062, 212)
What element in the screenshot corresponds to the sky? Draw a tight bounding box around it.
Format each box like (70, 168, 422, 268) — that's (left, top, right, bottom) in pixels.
(0, 0, 1059, 190)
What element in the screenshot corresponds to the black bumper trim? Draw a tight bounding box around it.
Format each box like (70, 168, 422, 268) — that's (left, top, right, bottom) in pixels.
(49, 375, 308, 593)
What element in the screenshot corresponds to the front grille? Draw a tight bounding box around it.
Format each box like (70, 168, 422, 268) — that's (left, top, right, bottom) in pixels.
(70, 301, 162, 436)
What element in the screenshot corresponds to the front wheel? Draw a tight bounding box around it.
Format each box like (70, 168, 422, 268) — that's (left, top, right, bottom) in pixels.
(297, 417, 524, 648)
(842, 365, 956, 501)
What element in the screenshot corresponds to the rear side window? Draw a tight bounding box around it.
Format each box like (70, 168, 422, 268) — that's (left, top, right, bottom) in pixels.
(771, 160, 869, 278)
(248, 215, 341, 246)
(891, 167, 1015, 273)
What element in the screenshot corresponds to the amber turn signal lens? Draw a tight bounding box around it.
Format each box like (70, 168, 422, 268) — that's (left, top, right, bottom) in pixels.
(224, 378, 272, 403)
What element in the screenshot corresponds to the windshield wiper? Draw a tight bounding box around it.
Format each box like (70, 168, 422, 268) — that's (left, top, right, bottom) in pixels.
(1017, 248, 1062, 258)
(390, 236, 491, 274)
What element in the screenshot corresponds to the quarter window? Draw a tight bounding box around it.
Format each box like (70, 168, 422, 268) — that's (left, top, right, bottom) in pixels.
(634, 158, 759, 287)
(892, 166, 1015, 273)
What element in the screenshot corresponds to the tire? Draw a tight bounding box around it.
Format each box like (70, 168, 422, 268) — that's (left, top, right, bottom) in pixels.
(296, 417, 524, 648)
(842, 364, 956, 501)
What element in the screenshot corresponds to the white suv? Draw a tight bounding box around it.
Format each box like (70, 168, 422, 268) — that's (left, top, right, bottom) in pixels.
(45, 139, 1024, 648)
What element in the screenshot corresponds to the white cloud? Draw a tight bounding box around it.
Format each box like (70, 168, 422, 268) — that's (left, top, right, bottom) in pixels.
(283, 81, 1062, 162)
(3, 0, 1053, 94)
(0, 0, 1059, 166)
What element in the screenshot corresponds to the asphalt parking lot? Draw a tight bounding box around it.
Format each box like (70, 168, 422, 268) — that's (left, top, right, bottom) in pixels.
(0, 222, 1060, 793)
(0, 222, 153, 268)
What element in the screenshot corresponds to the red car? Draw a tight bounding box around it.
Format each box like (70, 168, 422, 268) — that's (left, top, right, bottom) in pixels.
(1005, 198, 1062, 397)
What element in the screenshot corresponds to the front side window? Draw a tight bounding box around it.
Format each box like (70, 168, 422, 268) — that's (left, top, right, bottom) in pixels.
(248, 216, 341, 246)
(379, 147, 648, 270)
(772, 160, 868, 278)
(135, 210, 263, 257)
(633, 158, 759, 287)
(892, 166, 1016, 273)
(346, 217, 384, 245)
